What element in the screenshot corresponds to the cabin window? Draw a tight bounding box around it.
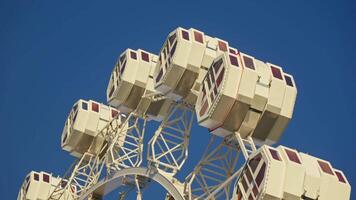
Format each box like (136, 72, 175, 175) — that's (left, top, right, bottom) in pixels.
(216, 67, 225, 87)
(199, 100, 208, 116)
(109, 86, 115, 98)
(248, 153, 262, 173)
(168, 33, 177, 45)
(229, 48, 237, 54)
(194, 31, 203, 43)
(156, 69, 163, 83)
(25, 183, 30, 192)
(241, 176, 248, 192)
(130, 51, 137, 60)
(255, 162, 266, 187)
(209, 67, 215, 81)
(317, 160, 334, 175)
(213, 86, 218, 97)
(285, 149, 301, 164)
(82, 102, 88, 110)
(92, 102, 99, 113)
(206, 75, 211, 90)
(163, 49, 167, 60)
(170, 42, 177, 57)
(119, 54, 126, 64)
(269, 148, 281, 161)
(243, 56, 255, 70)
(112, 110, 119, 118)
(72, 112, 78, 123)
(181, 30, 190, 40)
(229, 55, 239, 67)
(270, 66, 283, 80)
(141, 52, 149, 62)
(209, 93, 214, 103)
(218, 41, 228, 52)
(252, 185, 258, 197)
(25, 175, 30, 183)
(120, 60, 127, 74)
(335, 171, 346, 183)
(212, 59, 223, 74)
(246, 168, 253, 183)
(201, 85, 206, 99)
(43, 174, 50, 183)
(34, 173, 39, 181)
(284, 75, 294, 87)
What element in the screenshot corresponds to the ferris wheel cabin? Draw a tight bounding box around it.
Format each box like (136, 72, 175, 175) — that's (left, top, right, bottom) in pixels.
(106, 49, 152, 114)
(17, 171, 75, 200)
(61, 99, 125, 158)
(195, 51, 297, 144)
(232, 145, 351, 200)
(107, 49, 173, 121)
(153, 27, 229, 104)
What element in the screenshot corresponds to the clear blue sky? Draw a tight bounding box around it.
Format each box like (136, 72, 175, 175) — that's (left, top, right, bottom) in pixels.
(0, 0, 355, 199)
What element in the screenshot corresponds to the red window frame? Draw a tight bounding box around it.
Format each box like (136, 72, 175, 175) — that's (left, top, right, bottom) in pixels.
(284, 148, 301, 164)
(141, 52, 149, 62)
(269, 148, 281, 161)
(243, 56, 255, 70)
(218, 40, 228, 52)
(181, 30, 190, 40)
(130, 51, 137, 60)
(92, 102, 99, 113)
(194, 31, 203, 43)
(317, 160, 334, 175)
(34, 173, 39, 181)
(43, 174, 50, 183)
(255, 162, 266, 187)
(168, 32, 177, 45)
(229, 55, 239, 67)
(270, 66, 283, 80)
(111, 109, 119, 118)
(284, 75, 294, 87)
(334, 171, 346, 183)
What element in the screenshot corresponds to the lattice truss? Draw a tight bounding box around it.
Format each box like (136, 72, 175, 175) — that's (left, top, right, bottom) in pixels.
(184, 133, 257, 200)
(148, 102, 195, 176)
(48, 113, 146, 200)
(106, 114, 146, 174)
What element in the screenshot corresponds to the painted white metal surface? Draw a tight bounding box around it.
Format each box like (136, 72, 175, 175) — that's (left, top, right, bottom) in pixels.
(18, 27, 350, 200)
(61, 99, 124, 158)
(232, 145, 351, 200)
(17, 171, 74, 200)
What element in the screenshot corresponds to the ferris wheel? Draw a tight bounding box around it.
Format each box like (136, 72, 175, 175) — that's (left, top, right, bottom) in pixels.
(17, 27, 351, 200)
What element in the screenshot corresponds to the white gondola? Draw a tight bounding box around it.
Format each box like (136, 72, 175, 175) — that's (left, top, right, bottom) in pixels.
(107, 49, 172, 121)
(195, 51, 297, 144)
(253, 67, 297, 145)
(107, 49, 152, 114)
(195, 52, 259, 137)
(17, 171, 75, 200)
(232, 145, 351, 200)
(153, 27, 229, 104)
(61, 99, 125, 158)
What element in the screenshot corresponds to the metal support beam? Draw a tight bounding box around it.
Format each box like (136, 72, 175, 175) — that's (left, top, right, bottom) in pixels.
(48, 113, 146, 200)
(184, 132, 257, 200)
(147, 102, 194, 176)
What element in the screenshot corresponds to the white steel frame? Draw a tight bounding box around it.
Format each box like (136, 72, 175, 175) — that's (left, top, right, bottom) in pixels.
(48, 113, 146, 200)
(147, 102, 194, 176)
(184, 132, 257, 200)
